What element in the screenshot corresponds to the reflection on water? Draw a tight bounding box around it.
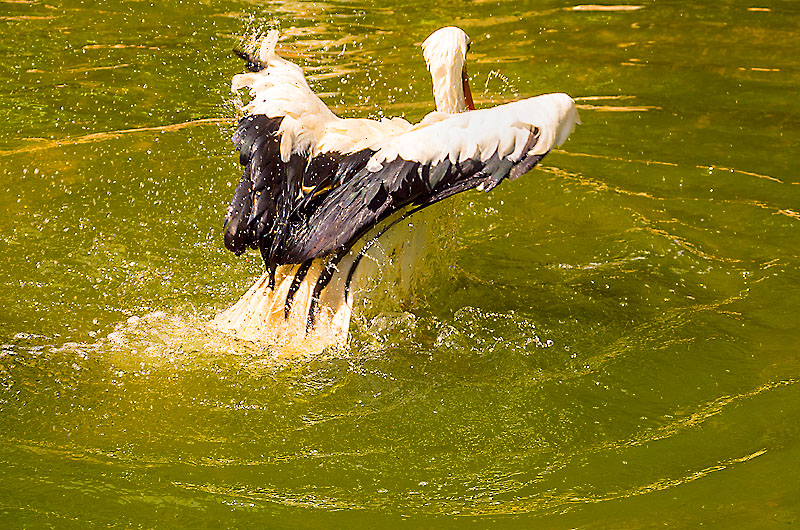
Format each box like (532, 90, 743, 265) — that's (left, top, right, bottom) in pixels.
(1, 0, 800, 527)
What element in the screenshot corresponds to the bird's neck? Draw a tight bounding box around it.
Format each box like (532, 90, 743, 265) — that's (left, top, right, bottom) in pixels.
(428, 60, 467, 114)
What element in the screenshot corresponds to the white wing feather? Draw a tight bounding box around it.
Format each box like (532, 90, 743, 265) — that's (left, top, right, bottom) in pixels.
(367, 93, 580, 172)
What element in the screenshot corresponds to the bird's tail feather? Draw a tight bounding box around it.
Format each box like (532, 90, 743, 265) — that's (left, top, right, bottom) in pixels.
(211, 260, 353, 355)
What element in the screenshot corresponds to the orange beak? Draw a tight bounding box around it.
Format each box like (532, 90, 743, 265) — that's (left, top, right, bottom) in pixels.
(462, 66, 475, 111)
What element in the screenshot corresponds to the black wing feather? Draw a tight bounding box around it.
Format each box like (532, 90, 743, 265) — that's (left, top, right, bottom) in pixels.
(223, 115, 284, 255)
(223, 176, 254, 255)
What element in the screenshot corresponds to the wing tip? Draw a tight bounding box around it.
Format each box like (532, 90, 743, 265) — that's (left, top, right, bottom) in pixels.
(259, 30, 281, 64)
(233, 48, 265, 72)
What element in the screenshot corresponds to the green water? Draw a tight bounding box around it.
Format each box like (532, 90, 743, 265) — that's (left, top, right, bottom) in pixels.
(2, 0, 799, 527)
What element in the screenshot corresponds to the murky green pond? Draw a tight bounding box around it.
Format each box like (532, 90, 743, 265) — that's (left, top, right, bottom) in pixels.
(2, 0, 799, 527)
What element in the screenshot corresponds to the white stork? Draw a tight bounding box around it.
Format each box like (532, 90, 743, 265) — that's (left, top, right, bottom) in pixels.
(212, 27, 579, 351)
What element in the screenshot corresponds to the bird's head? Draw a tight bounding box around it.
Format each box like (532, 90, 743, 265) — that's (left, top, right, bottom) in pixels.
(422, 27, 475, 114)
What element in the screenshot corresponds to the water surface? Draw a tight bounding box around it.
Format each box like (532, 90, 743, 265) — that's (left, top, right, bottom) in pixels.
(1, 0, 799, 527)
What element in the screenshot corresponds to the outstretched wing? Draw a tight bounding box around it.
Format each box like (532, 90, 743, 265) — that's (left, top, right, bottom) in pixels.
(278, 93, 580, 264)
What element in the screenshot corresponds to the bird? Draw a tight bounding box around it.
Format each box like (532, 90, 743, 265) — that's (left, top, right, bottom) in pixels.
(212, 27, 580, 352)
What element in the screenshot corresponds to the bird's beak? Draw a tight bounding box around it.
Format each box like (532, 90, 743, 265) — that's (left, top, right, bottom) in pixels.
(462, 65, 475, 111)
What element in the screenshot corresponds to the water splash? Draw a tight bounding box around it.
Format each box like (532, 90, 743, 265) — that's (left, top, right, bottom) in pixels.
(483, 69, 520, 100)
